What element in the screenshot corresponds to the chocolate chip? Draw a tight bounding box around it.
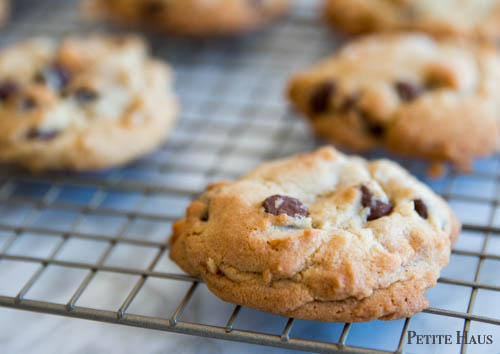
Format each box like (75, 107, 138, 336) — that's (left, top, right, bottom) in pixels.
(310, 81, 336, 114)
(19, 96, 37, 111)
(359, 111, 385, 138)
(0, 80, 19, 101)
(340, 94, 359, 112)
(360, 185, 393, 221)
(35, 63, 71, 91)
(368, 123, 385, 137)
(262, 195, 308, 217)
(395, 81, 423, 102)
(414, 199, 428, 219)
(201, 209, 209, 222)
(367, 200, 393, 221)
(142, 0, 166, 16)
(338, 93, 386, 138)
(73, 88, 98, 103)
(26, 128, 59, 141)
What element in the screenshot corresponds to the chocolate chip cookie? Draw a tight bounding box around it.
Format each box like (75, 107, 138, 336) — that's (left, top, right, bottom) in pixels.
(288, 33, 500, 171)
(0, 35, 178, 171)
(170, 146, 460, 322)
(0, 0, 8, 28)
(84, 0, 290, 36)
(324, 0, 500, 39)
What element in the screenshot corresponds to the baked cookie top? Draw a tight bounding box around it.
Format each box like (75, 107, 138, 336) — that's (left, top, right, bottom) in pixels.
(325, 0, 500, 38)
(288, 33, 500, 170)
(170, 146, 460, 322)
(0, 35, 178, 171)
(84, 0, 290, 36)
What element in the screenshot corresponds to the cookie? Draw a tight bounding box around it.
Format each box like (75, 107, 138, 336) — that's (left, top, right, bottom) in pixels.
(0, 0, 8, 28)
(324, 0, 500, 39)
(0, 35, 178, 171)
(84, 0, 290, 36)
(288, 33, 500, 171)
(170, 146, 460, 322)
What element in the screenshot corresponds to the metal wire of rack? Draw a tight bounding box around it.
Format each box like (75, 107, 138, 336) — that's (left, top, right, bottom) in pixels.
(0, 1, 499, 353)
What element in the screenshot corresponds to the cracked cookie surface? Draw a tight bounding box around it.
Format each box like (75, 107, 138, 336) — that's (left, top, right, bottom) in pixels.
(169, 146, 460, 322)
(288, 33, 500, 171)
(324, 0, 500, 39)
(0, 35, 178, 171)
(84, 0, 290, 36)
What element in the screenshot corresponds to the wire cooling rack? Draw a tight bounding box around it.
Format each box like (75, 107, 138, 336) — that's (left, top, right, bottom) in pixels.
(0, 1, 499, 353)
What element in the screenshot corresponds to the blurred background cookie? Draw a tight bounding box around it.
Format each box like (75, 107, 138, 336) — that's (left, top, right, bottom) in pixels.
(288, 33, 500, 171)
(324, 0, 500, 39)
(0, 0, 8, 27)
(84, 0, 291, 36)
(0, 35, 178, 171)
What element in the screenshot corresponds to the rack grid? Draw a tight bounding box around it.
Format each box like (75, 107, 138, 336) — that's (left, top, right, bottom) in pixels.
(0, 1, 499, 353)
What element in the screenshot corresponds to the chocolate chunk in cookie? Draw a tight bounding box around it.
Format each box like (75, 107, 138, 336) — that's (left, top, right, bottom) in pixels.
(414, 199, 428, 219)
(360, 185, 393, 221)
(340, 93, 359, 112)
(310, 81, 336, 114)
(0, 80, 19, 101)
(26, 128, 59, 141)
(395, 81, 423, 102)
(141, 0, 166, 17)
(359, 111, 385, 138)
(263, 195, 308, 217)
(73, 88, 98, 103)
